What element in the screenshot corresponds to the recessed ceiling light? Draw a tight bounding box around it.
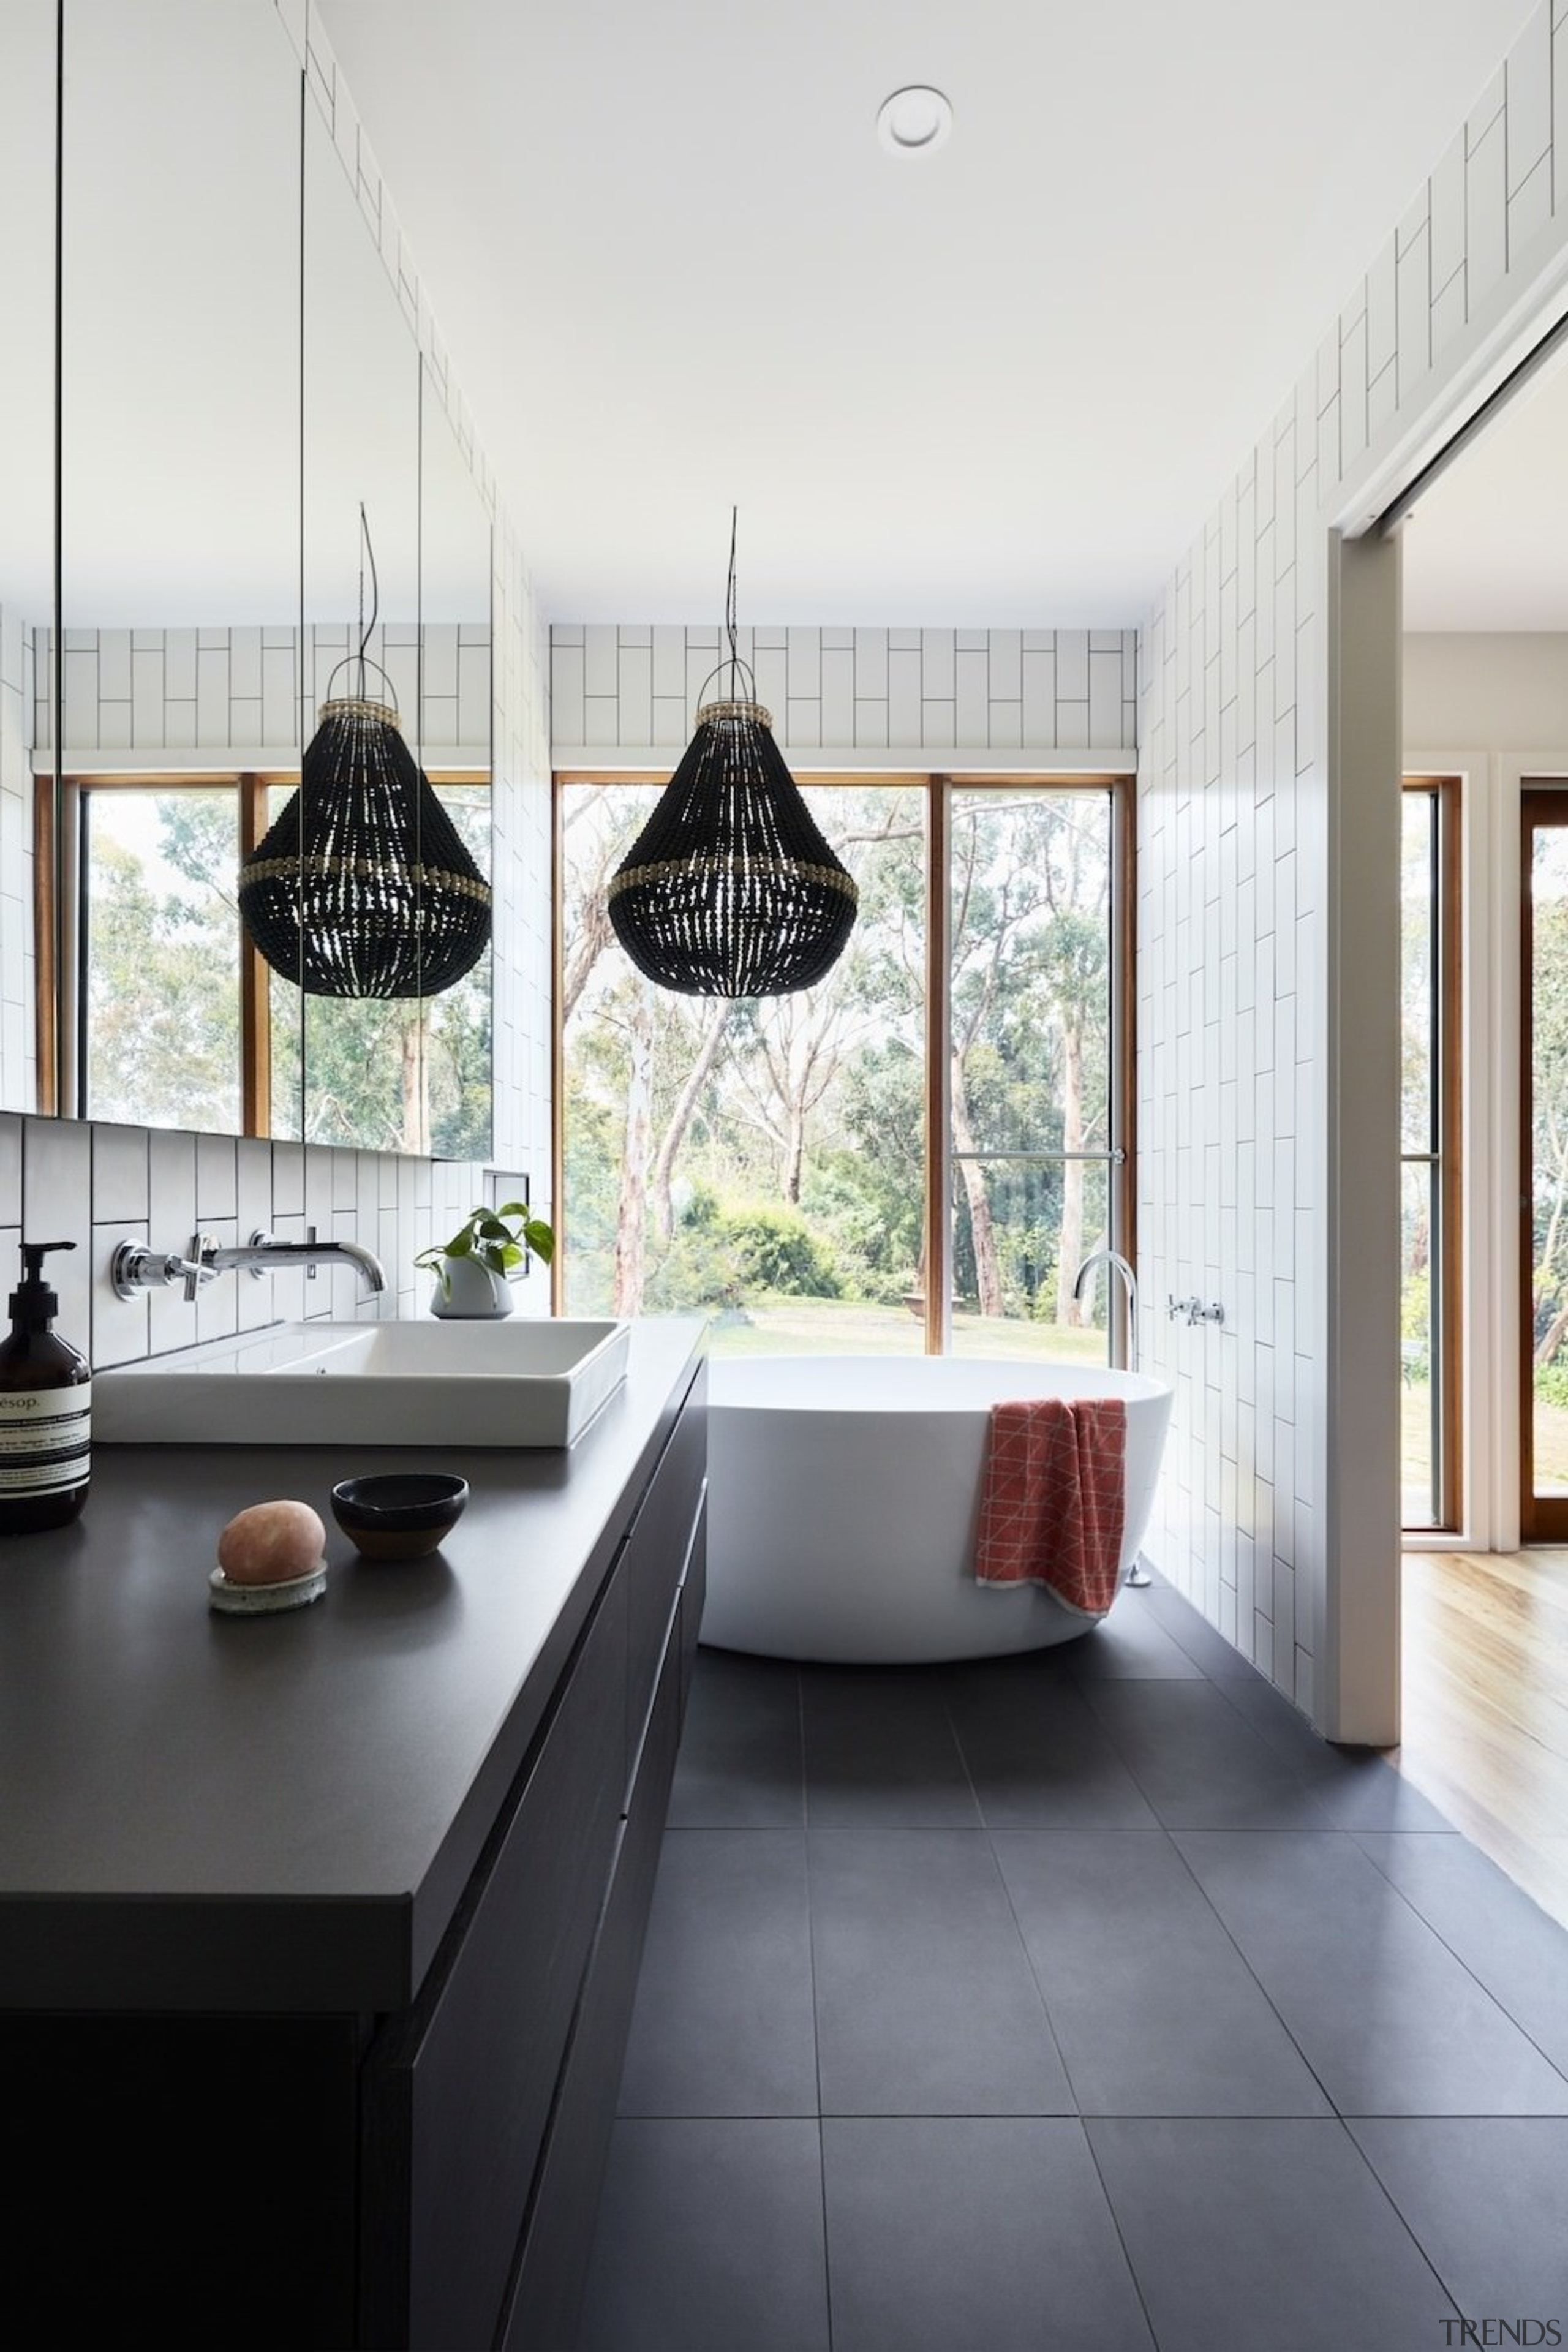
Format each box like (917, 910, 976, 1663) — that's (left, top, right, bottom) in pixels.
(876, 86, 952, 158)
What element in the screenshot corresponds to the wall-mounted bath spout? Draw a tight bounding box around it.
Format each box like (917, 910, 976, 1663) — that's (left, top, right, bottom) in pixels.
(1072, 1248, 1139, 1371)
(111, 1228, 386, 1303)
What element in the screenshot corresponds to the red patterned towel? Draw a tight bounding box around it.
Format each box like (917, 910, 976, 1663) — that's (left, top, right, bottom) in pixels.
(974, 1397, 1128, 1616)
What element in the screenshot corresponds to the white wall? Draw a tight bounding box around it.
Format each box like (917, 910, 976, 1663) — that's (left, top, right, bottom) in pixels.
(0, 1108, 519, 1379)
(1404, 630, 1568, 747)
(551, 625, 1139, 760)
(36, 623, 492, 761)
(1138, 1, 1568, 1736)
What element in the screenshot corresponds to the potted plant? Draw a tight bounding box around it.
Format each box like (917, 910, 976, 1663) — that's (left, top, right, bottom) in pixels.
(415, 1201, 555, 1321)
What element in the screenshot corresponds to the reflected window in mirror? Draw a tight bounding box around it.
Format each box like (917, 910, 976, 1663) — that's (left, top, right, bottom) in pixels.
(50, 771, 491, 1157)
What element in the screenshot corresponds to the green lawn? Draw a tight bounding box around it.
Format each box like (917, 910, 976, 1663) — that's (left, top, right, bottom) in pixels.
(1402, 1381, 1568, 1523)
(691, 1291, 1114, 1363)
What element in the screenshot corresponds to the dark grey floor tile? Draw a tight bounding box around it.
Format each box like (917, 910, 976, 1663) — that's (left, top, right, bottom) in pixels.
(1138, 1579, 1263, 1679)
(1348, 2119, 1568, 2316)
(802, 1666, 980, 1828)
(823, 2117, 1153, 2352)
(1086, 2119, 1456, 2352)
(616, 1830, 817, 2117)
(1213, 1674, 1455, 1830)
(578, 2118, 829, 2351)
(1358, 1831, 1568, 2076)
(992, 1830, 1332, 2116)
(1077, 1681, 1338, 1828)
(1065, 1593, 1208, 1679)
(1176, 1831, 1568, 2116)
(1290, 1752, 1455, 1832)
(947, 1662, 1159, 1826)
(668, 1651, 802, 1828)
(810, 1830, 1071, 2115)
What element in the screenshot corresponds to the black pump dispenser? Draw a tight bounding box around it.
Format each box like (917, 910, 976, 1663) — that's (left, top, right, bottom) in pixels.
(9, 1241, 70, 1331)
(0, 1238, 91, 1532)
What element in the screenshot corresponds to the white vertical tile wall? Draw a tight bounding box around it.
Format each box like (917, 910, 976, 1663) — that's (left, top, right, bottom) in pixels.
(0, 1107, 495, 1372)
(1137, 0, 1568, 1719)
(0, 1110, 508, 1364)
(34, 624, 491, 757)
(550, 626, 1139, 756)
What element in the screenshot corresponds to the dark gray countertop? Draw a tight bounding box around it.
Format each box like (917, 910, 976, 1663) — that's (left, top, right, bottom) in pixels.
(0, 1317, 706, 2016)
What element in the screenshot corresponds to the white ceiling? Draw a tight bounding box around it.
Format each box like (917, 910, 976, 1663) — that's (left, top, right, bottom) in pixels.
(2, 1, 1556, 639)
(320, 0, 1543, 627)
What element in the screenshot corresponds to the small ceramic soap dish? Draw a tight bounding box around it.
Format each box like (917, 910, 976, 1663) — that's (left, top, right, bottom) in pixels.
(209, 1562, 328, 1615)
(331, 1472, 469, 1561)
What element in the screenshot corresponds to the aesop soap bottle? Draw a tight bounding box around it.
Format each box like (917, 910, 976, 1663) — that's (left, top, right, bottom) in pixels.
(0, 1241, 91, 1532)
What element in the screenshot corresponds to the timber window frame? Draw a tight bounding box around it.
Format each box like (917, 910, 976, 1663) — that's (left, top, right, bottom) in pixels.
(37, 766, 489, 1140)
(1401, 774, 1462, 1534)
(552, 768, 1135, 1355)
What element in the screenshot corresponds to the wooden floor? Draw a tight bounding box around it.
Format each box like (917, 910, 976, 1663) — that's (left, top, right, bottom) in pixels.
(1396, 1546, 1568, 1929)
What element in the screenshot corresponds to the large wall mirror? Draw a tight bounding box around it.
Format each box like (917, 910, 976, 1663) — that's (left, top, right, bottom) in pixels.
(15, 0, 494, 1154)
(0, 2, 59, 1120)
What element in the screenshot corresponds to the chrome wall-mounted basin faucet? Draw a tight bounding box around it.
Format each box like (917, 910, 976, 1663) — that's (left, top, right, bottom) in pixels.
(110, 1229, 386, 1303)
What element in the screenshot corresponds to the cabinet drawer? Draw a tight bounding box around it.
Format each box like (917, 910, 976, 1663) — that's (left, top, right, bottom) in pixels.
(500, 1611, 684, 2352)
(624, 1363, 706, 1782)
(360, 1562, 630, 2352)
(679, 1488, 707, 1710)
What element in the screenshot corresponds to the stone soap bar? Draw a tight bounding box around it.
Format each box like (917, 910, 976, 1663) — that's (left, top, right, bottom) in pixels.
(217, 1499, 327, 1586)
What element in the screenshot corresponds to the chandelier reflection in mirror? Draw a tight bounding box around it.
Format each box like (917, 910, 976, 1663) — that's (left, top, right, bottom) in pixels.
(238, 510, 491, 999)
(607, 514, 858, 997)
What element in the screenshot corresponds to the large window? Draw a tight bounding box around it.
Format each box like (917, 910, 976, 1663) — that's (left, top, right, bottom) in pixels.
(61, 771, 491, 1154)
(948, 788, 1120, 1362)
(557, 774, 1131, 1358)
(1400, 777, 1460, 1530)
(1522, 787, 1568, 1539)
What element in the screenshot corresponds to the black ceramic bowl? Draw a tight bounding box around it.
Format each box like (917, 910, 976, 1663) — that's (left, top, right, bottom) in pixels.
(330, 1472, 469, 1561)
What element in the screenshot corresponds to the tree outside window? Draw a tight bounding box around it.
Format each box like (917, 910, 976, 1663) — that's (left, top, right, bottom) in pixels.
(560, 775, 1126, 1358)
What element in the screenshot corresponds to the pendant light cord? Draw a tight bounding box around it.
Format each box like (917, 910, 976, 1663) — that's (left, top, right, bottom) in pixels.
(725, 503, 739, 698)
(356, 502, 380, 700)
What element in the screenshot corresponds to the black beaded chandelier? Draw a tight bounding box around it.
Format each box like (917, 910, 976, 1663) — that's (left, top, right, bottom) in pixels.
(607, 516, 858, 997)
(238, 512, 491, 1001)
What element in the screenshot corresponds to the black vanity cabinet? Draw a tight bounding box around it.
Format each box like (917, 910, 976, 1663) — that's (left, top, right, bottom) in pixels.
(0, 1327, 707, 2352)
(360, 1364, 706, 2350)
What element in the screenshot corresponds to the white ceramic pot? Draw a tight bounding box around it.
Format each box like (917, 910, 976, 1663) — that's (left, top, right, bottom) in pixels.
(429, 1256, 514, 1319)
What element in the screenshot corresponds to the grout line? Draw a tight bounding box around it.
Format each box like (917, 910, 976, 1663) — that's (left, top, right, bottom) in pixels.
(1074, 2118, 1163, 2350)
(1336, 2119, 1466, 2327)
(1350, 1833, 1568, 2094)
(797, 1665, 837, 2349)
(1158, 1827, 1344, 2120)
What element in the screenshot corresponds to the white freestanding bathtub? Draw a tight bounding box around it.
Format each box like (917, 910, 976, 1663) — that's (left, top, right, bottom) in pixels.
(702, 1354, 1173, 1663)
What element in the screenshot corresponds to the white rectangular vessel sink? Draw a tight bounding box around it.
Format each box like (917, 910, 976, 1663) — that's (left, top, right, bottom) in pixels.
(95, 1318, 631, 1449)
